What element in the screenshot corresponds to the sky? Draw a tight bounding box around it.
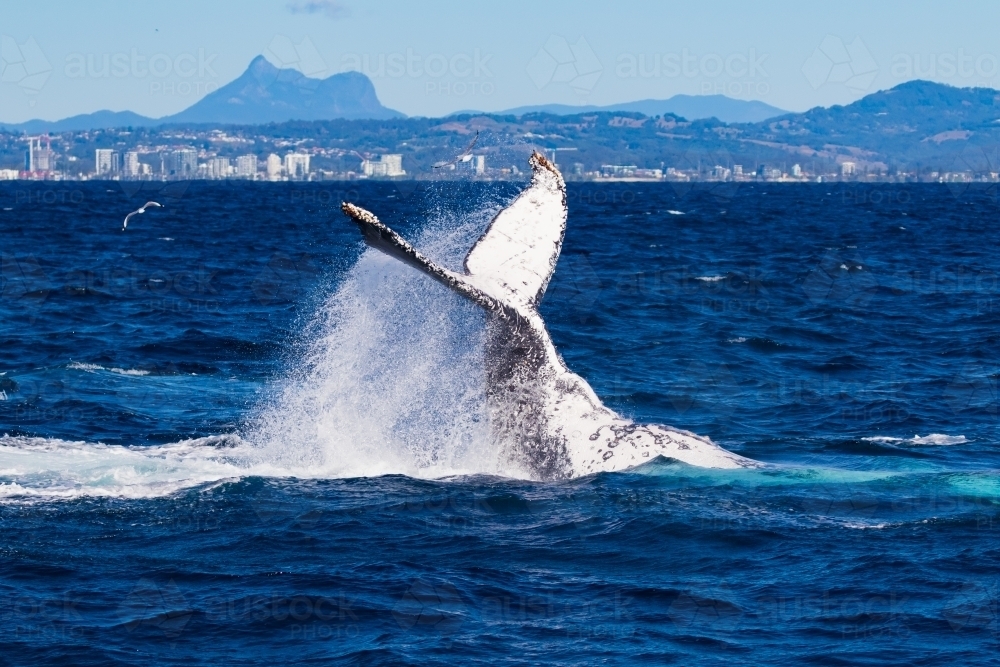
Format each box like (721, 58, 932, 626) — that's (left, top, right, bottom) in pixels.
(2, 0, 999, 123)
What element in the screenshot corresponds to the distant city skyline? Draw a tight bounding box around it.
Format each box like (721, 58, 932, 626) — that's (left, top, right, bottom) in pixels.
(2, 1, 1000, 123)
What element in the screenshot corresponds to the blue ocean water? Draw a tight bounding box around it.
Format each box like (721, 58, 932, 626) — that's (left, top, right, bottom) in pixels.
(0, 179, 998, 664)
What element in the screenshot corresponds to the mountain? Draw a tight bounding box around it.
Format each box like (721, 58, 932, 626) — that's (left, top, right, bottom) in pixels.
(162, 56, 403, 124)
(726, 79, 1000, 170)
(0, 110, 158, 134)
(0, 56, 402, 133)
(483, 95, 789, 124)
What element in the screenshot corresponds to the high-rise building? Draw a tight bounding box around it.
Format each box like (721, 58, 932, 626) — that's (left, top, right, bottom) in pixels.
(26, 136, 53, 172)
(95, 149, 119, 176)
(235, 155, 258, 178)
(841, 161, 856, 176)
(164, 149, 197, 177)
(207, 157, 231, 179)
(284, 152, 310, 179)
(792, 164, 802, 177)
(123, 152, 140, 178)
(711, 165, 731, 180)
(361, 154, 405, 177)
(266, 154, 282, 180)
(457, 155, 484, 175)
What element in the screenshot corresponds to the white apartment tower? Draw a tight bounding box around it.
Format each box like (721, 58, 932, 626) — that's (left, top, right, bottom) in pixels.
(266, 154, 283, 180)
(361, 154, 406, 177)
(124, 152, 140, 177)
(284, 152, 310, 179)
(235, 154, 258, 178)
(95, 149, 119, 176)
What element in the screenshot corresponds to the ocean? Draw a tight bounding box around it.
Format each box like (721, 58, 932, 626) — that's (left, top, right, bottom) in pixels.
(0, 178, 998, 664)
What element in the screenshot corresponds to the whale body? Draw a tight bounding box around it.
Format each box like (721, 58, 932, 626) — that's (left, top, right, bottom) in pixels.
(341, 152, 759, 479)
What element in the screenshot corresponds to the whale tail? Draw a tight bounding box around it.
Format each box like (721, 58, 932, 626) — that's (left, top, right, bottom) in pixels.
(341, 152, 761, 477)
(340, 151, 567, 316)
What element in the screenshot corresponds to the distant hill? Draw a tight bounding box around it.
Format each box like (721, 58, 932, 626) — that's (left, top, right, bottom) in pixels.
(164, 56, 403, 124)
(0, 110, 159, 134)
(0, 56, 402, 133)
(479, 95, 789, 124)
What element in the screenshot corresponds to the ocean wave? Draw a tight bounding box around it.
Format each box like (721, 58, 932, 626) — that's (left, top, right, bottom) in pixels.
(863, 434, 968, 446)
(67, 362, 150, 376)
(696, 275, 726, 282)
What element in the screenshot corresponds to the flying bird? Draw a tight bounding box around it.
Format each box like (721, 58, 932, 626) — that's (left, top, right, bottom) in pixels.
(122, 201, 162, 230)
(433, 131, 479, 169)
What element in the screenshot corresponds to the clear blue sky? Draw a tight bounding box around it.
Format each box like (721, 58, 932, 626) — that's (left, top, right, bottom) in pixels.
(2, 0, 998, 122)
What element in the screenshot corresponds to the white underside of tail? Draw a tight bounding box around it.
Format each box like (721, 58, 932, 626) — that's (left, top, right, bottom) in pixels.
(509, 309, 756, 475)
(342, 153, 759, 478)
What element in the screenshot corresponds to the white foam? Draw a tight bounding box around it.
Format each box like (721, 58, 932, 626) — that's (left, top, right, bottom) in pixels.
(0, 435, 250, 501)
(67, 362, 103, 372)
(863, 434, 968, 446)
(910, 433, 968, 446)
(727, 337, 747, 344)
(67, 362, 149, 376)
(667, 210, 685, 215)
(696, 275, 725, 282)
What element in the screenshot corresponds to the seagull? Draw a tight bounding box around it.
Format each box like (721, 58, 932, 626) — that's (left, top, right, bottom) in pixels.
(433, 131, 479, 169)
(123, 201, 162, 230)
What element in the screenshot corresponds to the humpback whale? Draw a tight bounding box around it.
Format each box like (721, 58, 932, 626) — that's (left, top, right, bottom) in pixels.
(341, 152, 759, 479)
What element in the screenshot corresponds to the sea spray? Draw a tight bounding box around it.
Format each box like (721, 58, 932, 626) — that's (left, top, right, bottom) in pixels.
(245, 191, 512, 479)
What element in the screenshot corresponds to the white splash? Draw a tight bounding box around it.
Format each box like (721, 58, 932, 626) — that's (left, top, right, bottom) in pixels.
(244, 203, 506, 481)
(863, 434, 968, 446)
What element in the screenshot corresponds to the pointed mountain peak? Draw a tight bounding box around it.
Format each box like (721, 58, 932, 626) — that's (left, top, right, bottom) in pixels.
(247, 55, 279, 75)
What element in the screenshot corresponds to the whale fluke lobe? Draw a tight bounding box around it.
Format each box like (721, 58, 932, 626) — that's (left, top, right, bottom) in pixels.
(340, 201, 505, 314)
(341, 152, 760, 479)
(463, 152, 567, 307)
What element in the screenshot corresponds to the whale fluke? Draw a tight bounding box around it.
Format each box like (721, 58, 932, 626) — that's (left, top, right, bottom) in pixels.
(341, 152, 760, 479)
